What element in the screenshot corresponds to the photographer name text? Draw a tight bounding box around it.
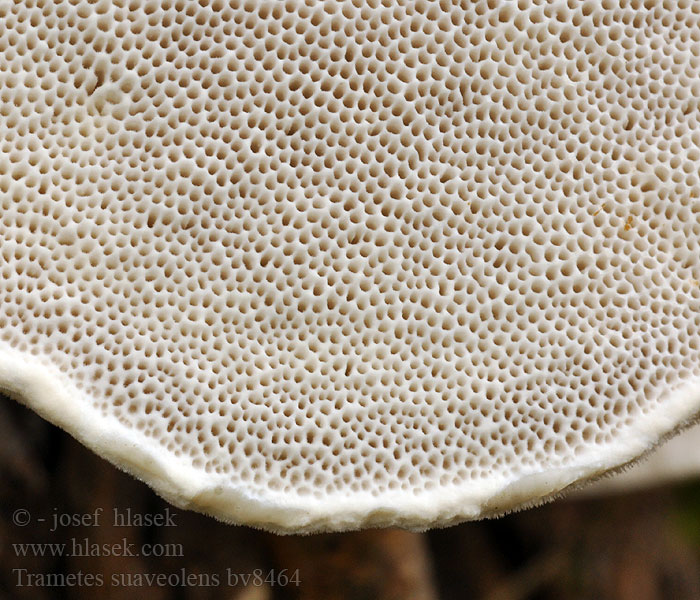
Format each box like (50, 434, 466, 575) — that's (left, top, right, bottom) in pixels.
(44, 508, 177, 532)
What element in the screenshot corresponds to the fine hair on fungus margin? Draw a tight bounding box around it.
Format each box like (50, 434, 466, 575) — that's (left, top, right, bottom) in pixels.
(0, 0, 699, 532)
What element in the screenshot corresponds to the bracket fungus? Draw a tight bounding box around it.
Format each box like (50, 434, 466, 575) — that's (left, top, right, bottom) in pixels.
(1, 0, 699, 533)
(587, 425, 700, 494)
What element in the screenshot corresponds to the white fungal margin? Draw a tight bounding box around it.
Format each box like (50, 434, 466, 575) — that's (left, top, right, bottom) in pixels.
(3, 344, 699, 533)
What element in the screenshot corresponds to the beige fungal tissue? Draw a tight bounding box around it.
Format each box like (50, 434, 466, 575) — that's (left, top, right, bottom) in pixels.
(0, 0, 699, 532)
(586, 424, 700, 494)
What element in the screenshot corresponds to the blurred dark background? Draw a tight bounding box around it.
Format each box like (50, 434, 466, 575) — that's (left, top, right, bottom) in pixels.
(2, 395, 700, 600)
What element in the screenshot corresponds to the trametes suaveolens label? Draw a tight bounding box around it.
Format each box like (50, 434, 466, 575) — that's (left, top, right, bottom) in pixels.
(0, 0, 699, 532)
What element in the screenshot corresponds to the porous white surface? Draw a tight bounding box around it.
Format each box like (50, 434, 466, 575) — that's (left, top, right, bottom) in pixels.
(584, 424, 700, 494)
(0, 0, 699, 532)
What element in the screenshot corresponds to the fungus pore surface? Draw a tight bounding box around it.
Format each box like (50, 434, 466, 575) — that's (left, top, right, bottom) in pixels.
(1, 0, 700, 532)
(585, 424, 700, 494)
